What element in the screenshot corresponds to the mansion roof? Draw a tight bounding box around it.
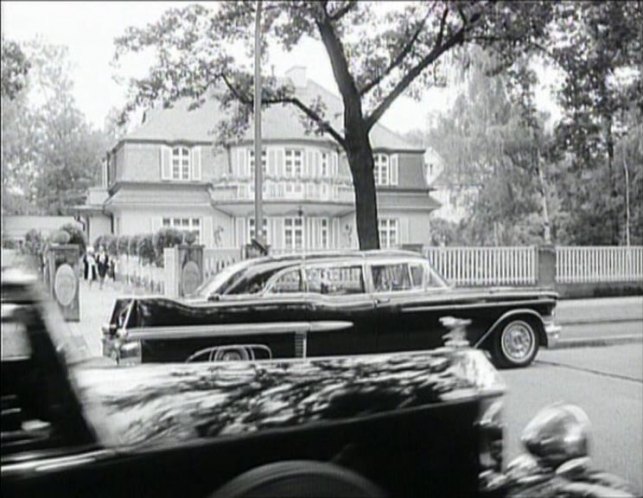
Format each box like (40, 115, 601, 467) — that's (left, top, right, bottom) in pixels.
(123, 77, 423, 152)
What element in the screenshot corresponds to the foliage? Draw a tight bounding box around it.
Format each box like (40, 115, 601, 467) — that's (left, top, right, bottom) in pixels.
(49, 230, 71, 245)
(114, 1, 556, 249)
(128, 234, 142, 256)
(137, 234, 156, 264)
(547, 1, 643, 245)
(153, 227, 184, 264)
(117, 235, 130, 256)
(183, 230, 197, 246)
(23, 229, 45, 257)
(60, 223, 86, 255)
(94, 234, 118, 256)
(1, 39, 109, 216)
(1, 36, 30, 99)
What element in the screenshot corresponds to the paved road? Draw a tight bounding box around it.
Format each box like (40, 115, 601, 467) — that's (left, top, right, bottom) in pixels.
(502, 344, 643, 494)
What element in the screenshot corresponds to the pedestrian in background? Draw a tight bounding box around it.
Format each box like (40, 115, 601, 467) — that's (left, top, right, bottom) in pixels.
(83, 247, 97, 286)
(96, 245, 110, 290)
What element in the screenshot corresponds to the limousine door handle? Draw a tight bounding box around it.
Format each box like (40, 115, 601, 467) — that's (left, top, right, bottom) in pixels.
(376, 297, 391, 305)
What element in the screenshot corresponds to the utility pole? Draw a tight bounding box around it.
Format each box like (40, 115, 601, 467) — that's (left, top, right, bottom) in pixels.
(253, 0, 265, 251)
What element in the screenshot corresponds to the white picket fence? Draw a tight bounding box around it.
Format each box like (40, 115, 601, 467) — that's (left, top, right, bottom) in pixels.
(556, 246, 643, 283)
(203, 248, 244, 280)
(425, 246, 538, 286)
(116, 245, 643, 295)
(116, 255, 167, 294)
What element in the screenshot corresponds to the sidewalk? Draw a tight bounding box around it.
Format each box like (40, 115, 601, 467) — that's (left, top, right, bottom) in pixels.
(68, 278, 138, 357)
(556, 296, 643, 325)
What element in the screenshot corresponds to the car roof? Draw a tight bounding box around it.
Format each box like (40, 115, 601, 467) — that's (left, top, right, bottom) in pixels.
(244, 249, 427, 269)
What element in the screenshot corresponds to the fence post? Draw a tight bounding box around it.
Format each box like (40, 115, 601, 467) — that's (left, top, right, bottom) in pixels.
(46, 244, 80, 321)
(537, 245, 556, 289)
(164, 247, 180, 298)
(178, 244, 204, 297)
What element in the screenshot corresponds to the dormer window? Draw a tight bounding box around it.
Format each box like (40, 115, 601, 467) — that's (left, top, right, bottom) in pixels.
(172, 147, 191, 180)
(161, 145, 202, 181)
(374, 153, 399, 186)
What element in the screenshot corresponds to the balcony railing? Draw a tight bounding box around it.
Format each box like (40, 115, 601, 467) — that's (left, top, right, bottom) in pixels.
(211, 177, 354, 203)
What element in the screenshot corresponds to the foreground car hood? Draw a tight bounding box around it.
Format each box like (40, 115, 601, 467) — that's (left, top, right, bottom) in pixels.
(74, 350, 504, 450)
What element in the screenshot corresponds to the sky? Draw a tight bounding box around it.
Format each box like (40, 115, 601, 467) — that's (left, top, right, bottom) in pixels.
(2, 1, 559, 135)
(1, 1, 461, 135)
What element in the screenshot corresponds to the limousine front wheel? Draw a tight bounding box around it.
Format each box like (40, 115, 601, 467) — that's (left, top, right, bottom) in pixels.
(493, 319, 538, 368)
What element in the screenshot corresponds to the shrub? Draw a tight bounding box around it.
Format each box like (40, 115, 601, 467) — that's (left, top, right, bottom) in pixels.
(60, 223, 86, 255)
(99, 234, 118, 256)
(128, 234, 142, 256)
(49, 230, 71, 245)
(153, 227, 183, 264)
(182, 230, 198, 245)
(24, 229, 45, 257)
(138, 234, 155, 264)
(117, 235, 130, 256)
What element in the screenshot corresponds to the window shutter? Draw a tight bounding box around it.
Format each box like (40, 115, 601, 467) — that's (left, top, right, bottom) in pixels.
(276, 148, 285, 177)
(332, 152, 338, 176)
(202, 216, 212, 247)
(268, 147, 276, 176)
(237, 147, 247, 177)
(191, 146, 202, 181)
(161, 146, 171, 180)
(390, 154, 399, 185)
(306, 149, 314, 178)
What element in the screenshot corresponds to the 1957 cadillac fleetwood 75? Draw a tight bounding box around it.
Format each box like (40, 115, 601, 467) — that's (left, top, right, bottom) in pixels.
(2, 266, 634, 497)
(103, 250, 561, 368)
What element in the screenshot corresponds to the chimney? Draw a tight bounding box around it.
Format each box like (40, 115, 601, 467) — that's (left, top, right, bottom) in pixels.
(285, 66, 307, 88)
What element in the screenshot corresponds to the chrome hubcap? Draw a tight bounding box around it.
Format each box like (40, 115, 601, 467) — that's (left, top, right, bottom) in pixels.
(501, 321, 535, 362)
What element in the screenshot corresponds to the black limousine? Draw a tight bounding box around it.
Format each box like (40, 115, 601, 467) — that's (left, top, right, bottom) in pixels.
(2, 265, 635, 498)
(103, 250, 561, 368)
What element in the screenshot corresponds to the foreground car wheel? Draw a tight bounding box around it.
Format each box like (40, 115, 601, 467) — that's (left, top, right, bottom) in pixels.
(210, 460, 386, 498)
(493, 319, 538, 368)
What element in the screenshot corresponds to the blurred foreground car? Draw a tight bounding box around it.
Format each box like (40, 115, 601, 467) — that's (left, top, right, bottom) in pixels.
(103, 250, 561, 368)
(2, 266, 635, 498)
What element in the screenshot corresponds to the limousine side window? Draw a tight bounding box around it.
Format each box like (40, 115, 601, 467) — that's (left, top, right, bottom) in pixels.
(371, 263, 413, 292)
(409, 264, 425, 289)
(305, 265, 365, 295)
(269, 269, 303, 294)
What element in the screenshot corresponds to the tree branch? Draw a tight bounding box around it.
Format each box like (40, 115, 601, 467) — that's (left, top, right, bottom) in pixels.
(327, 1, 357, 22)
(365, 7, 456, 130)
(359, 3, 435, 97)
(219, 73, 346, 148)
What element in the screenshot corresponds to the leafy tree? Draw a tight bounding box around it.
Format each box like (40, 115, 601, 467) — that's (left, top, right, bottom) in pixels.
(1, 36, 30, 99)
(547, 1, 642, 244)
(115, 1, 555, 249)
(1, 39, 109, 216)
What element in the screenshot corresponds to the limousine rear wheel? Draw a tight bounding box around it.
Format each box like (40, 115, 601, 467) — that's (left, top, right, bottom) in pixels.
(493, 319, 538, 368)
(210, 460, 387, 498)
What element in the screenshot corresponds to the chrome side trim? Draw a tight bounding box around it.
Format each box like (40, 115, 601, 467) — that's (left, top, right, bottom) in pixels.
(1, 449, 112, 477)
(473, 309, 545, 348)
(126, 321, 352, 340)
(402, 299, 554, 314)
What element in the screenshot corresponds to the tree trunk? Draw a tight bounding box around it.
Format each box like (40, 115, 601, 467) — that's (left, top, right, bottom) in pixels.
(605, 116, 619, 244)
(535, 146, 552, 244)
(345, 134, 380, 250)
(623, 152, 631, 247)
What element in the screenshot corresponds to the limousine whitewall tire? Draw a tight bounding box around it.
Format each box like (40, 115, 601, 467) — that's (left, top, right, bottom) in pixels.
(493, 319, 539, 368)
(210, 460, 387, 498)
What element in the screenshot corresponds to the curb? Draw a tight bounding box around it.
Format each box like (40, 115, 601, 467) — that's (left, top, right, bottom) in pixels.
(552, 335, 643, 349)
(559, 318, 643, 326)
